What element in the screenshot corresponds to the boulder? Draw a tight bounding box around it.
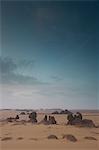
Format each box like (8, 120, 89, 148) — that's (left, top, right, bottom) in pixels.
(81, 119, 96, 128)
(49, 116, 57, 124)
(62, 134, 77, 142)
(15, 115, 19, 120)
(29, 112, 37, 123)
(20, 112, 26, 115)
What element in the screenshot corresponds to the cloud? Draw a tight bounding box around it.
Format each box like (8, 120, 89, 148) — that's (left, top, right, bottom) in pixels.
(0, 57, 17, 74)
(51, 75, 63, 82)
(17, 59, 35, 68)
(0, 57, 43, 85)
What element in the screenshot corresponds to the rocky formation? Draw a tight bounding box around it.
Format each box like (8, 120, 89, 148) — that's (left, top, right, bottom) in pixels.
(52, 109, 72, 115)
(49, 116, 57, 124)
(60, 109, 72, 115)
(29, 112, 37, 123)
(39, 115, 57, 125)
(81, 119, 96, 128)
(67, 112, 96, 128)
(6, 117, 16, 122)
(20, 112, 26, 115)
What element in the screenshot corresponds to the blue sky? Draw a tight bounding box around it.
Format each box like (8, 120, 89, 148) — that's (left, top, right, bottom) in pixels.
(0, 0, 98, 109)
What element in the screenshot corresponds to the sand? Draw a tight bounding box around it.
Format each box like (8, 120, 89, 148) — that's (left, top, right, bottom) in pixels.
(0, 110, 99, 150)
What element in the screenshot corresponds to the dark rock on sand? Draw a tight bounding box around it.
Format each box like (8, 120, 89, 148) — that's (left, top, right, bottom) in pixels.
(49, 116, 57, 124)
(15, 115, 19, 120)
(81, 119, 96, 128)
(67, 112, 96, 128)
(1, 137, 12, 141)
(62, 134, 77, 142)
(60, 109, 72, 115)
(47, 135, 58, 139)
(17, 137, 24, 140)
(29, 112, 37, 123)
(84, 136, 97, 140)
(39, 115, 57, 125)
(20, 112, 26, 115)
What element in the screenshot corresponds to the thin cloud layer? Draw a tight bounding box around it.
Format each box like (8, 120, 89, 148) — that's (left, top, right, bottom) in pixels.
(0, 57, 43, 85)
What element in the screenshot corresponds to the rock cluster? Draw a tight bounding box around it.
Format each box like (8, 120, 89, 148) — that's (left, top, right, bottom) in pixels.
(6, 115, 19, 122)
(67, 112, 96, 127)
(52, 109, 72, 115)
(40, 115, 57, 125)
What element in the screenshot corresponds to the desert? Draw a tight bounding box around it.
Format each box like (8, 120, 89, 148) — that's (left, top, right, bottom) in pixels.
(0, 109, 99, 150)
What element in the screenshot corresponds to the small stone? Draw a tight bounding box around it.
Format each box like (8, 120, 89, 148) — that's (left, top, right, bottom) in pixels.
(84, 136, 97, 140)
(47, 135, 58, 139)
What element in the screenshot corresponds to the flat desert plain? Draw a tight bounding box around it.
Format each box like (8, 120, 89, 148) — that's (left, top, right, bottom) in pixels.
(0, 110, 99, 150)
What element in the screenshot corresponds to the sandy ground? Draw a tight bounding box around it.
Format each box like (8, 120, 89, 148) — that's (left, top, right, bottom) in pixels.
(0, 110, 99, 150)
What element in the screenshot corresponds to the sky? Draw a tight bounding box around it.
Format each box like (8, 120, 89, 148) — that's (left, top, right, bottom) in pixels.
(0, 0, 99, 109)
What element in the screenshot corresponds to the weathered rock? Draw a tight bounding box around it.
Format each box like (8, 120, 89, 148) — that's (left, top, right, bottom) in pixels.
(43, 115, 47, 121)
(71, 118, 82, 125)
(76, 112, 82, 120)
(20, 112, 26, 115)
(49, 116, 57, 124)
(67, 113, 74, 125)
(62, 134, 77, 142)
(81, 119, 96, 128)
(67, 112, 96, 128)
(29, 112, 37, 123)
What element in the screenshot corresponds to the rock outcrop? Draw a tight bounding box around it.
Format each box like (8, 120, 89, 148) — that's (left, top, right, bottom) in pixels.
(39, 115, 57, 125)
(29, 112, 37, 123)
(67, 112, 96, 128)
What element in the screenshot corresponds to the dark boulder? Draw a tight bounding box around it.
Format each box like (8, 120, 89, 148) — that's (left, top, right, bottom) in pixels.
(29, 112, 37, 123)
(15, 115, 19, 120)
(60, 109, 72, 115)
(20, 112, 26, 115)
(62, 134, 77, 142)
(49, 116, 57, 124)
(76, 112, 82, 120)
(81, 119, 96, 128)
(67, 113, 74, 125)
